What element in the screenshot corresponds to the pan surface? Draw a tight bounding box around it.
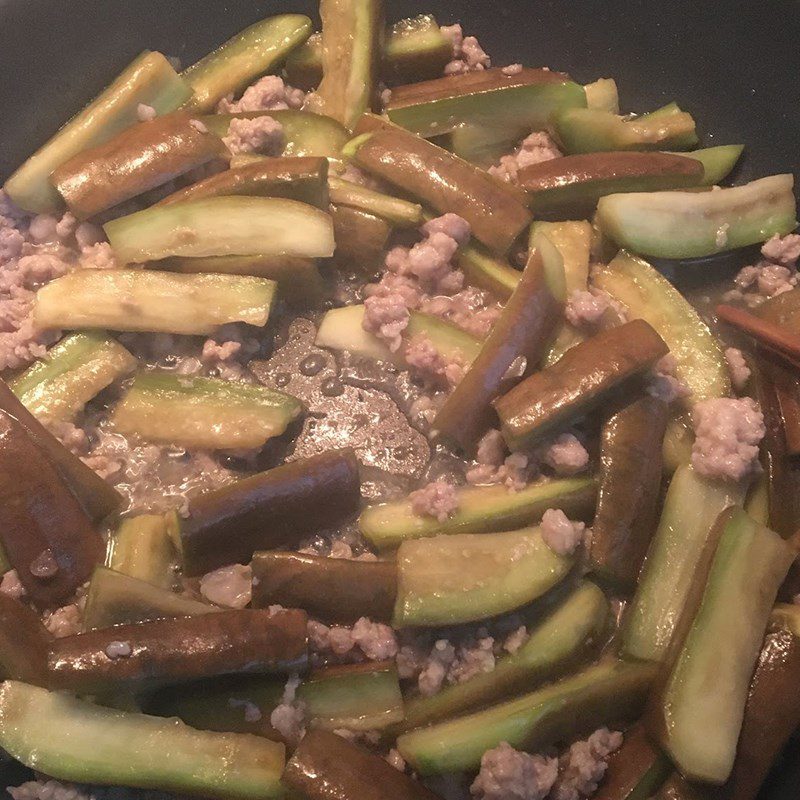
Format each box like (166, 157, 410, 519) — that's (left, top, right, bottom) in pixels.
(0, 0, 798, 795)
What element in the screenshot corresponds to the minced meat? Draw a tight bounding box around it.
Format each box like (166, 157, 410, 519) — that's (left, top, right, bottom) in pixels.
(222, 115, 284, 155)
(550, 729, 623, 800)
(725, 347, 751, 392)
(441, 24, 491, 75)
(269, 673, 306, 743)
(540, 433, 589, 476)
(471, 742, 559, 800)
(540, 508, 585, 556)
(409, 479, 460, 522)
(404, 335, 467, 388)
(691, 397, 765, 481)
(647, 353, 691, 404)
(489, 132, 562, 183)
(217, 75, 305, 113)
(564, 290, 611, 328)
(199, 563, 252, 608)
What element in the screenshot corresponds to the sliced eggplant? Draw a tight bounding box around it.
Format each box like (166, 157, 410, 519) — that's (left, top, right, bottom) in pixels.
(180, 448, 361, 575)
(0, 594, 53, 687)
(251, 551, 397, 623)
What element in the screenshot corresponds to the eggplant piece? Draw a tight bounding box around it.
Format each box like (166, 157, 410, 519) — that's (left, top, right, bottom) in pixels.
(0, 411, 103, 609)
(0, 594, 52, 687)
(146, 674, 285, 739)
(584, 78, 619, 113)
(399, 581, 609, 731)
(182, 14, 313, 113)
(594, 724, 672, 800)
(251, 552, 397, 624)
(397, 659, 656, 775)
(589, 395, 668, 594)
(386, 67, 585, 139)
(35, 270, 277, 336)
(393, 527, 574, 627)
(160, 253, 326, 307)
(359, 476, 597, 550)
(520, 152, 704, 217)
(284, 728, 441, 800)
(433, 233, 565, 451)
(51, 111, 228, 219)
(111, 371, 303, 451)
(201, 109, 350, 160)
(593, 251, 730, 404)
(330, 204, 392, 270)
(305, 0, 384, 130)
(285, 15, 453, 89)
(158, 157, 330, 208)
(554, 107, 698, 154)
(718, 302, 800, 368)
(647, 508, 795, 784)
(0, 379, 123, 522)
(104, 196, 335, 264)
(180, 448, 361, 576)
(493, 319, 669, 451)
(454, 240, 522, 301)
(622, 465, 746, 663)
(82, 567, 217, 631)
(109, 514, 178, 590)
(709, 604, 800, 800)
(752, 354, 800, 539)
(47, 608, 308, 693)
(0, 680, 286, 798)
(298, 661, 404, 730)
(532, 220, 593, 367)
(596, 174, 797, 259)
(677, 144, 744, 186)
(328, 176, 422, 227)
(4, 51, 191, 214)
(149, 662, 403, 739)
(10, 331, 137, 423)
(350, 116, 532, 254)
(315, 305, 482, 366)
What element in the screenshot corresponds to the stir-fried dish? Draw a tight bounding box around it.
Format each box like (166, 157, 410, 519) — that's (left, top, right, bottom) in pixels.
(0, 3, 798, 800)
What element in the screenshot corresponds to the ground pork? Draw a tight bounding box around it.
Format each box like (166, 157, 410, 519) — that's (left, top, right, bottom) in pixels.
(691, 397, 765, 481)
(503, 625, 530, 654)
(0, 569, 25, 599)
(421, 213, 472, 246)
(442, 24, 491, 75)
(541, 508, 585, 556)
(725, 347, 751, 392)
(308, 616, 398, 662)
(564, 290, 611, 328)
(760, 233, 800, 266)
(409, 479, 460, 522)
(551, 729, 623, 800)
(228, 696, 263, 723)
(269, 673, 306, 743)
(419, 288, 502, 339)
(466, 430, 530, 491)
(502, 63, 524, 76)
(79, 241, 117, 270)
(8, 782, 179, 800)
(222, 115, 284, 155)
(199, 563, 252, 608)
(386, 749, 407, 772)
(647, 353, 691, 404)
(540, 433, 589, 476)
(404, 335, 467, 388)
(415, 634, 497, 696)
(471, 742, 559, 800)
(137, 103, 157, 122)
(43, 603, 83, 637)
(217, 75, 305, 113)
(362, 292, 411, 352)
(489, 132, 562, 183)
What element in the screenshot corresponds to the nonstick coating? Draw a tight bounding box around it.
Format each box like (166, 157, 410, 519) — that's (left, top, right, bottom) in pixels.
(0, 0, 799, 794)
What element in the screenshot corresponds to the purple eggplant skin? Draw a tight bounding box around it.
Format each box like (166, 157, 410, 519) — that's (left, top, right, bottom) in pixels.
(493, 319, 669, 451)
(0, 411, 105, 609)
(47, 607, 308, 693)
(0, 593, 53, 687)
(433, 245, 564, 453)
(0, 379, 123, 521)
(251, 551, 398, 624)
(180, 448, 361, 576)
(589, 395, 668, 594)
(283, 728, 443, 800)
(51, 110, 229, 219)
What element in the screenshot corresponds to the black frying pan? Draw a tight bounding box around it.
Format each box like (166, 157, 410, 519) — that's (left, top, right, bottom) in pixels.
(0, 0, 799, 795)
